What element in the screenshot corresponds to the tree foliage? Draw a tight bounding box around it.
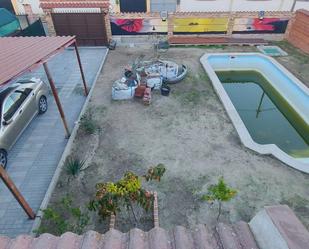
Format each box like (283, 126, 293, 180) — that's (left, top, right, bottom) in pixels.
(144, 163, 166, 182)
(202, 177, 237, 221)
(88, 164, 166, 223)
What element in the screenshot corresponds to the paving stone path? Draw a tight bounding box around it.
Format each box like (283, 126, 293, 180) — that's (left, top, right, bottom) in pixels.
(0, 47, 108, 237)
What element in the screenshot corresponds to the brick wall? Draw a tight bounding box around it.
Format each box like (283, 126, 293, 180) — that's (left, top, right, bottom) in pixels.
(287, 9, 309, 54)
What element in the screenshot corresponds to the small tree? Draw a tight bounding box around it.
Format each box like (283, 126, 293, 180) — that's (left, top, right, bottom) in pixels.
(88, 164, 166, 226)
(202, 177, 237, 221)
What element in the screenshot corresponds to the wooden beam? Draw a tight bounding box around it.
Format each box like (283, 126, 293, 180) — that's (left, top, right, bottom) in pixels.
(74, 42, 88, 96)
(0, 166, 35, 219)
(43, 62, 71, 138)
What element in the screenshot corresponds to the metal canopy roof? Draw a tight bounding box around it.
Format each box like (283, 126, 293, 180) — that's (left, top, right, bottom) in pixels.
(0, 36, 76, 86)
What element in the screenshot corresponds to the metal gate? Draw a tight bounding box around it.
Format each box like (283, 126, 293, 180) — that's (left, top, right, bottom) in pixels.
(51, 12, 108, 46)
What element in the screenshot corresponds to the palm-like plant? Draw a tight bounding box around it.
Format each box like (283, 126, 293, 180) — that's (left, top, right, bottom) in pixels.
(65, 157, 85, 178)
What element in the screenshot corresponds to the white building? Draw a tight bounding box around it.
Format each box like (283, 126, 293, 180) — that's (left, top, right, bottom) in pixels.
(11, 0, 44, 14)
(179, 0, 309, 12)
(8, 0, 309, 14)
(110, 0, 309, 13)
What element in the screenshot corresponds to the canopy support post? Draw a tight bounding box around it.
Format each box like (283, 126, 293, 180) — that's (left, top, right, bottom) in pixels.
(0, 166, 35, 219)
(74, 42, 88, 96)
(43, 62, 71, 138)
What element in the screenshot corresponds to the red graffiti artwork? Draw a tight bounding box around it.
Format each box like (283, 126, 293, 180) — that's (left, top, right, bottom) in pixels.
(114, 19, 144, 33)
(252, 18, 281, 31)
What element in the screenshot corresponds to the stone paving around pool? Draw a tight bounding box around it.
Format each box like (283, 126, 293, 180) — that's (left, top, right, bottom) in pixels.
(0, 47, 108, 238)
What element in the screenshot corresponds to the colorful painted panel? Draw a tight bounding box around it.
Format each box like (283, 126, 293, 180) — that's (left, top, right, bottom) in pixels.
(233, 18, 289, 34)
(110, 18, 168, 35)
(173, 18, 228, 34)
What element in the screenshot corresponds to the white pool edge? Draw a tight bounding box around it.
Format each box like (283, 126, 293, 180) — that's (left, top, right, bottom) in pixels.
(200, 53, 309, 174)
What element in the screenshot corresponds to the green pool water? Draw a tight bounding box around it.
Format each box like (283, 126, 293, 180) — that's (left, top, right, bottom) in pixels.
(216, 70, 309, 158)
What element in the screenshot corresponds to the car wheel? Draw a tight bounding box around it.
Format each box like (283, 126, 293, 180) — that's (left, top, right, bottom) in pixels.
(38, 96, 48, 114)
(0, 149, 7, 169)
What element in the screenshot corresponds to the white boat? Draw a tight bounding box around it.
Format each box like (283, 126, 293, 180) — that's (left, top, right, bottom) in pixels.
(138, 60, 187, 84)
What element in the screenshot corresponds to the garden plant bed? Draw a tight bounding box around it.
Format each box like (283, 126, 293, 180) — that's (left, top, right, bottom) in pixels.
(40, 44, 309, 235)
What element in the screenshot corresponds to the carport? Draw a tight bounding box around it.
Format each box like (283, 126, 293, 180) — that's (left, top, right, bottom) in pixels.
(0, 36, 88, 218)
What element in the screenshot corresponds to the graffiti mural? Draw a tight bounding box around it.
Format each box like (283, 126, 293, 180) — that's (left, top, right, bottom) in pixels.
(173, 18, 228, 34)
(110, 18, 167, 35)
(233, 18, 289, 34)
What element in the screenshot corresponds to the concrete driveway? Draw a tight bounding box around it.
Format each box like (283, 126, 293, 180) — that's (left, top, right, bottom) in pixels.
(0, 47, 108, 237)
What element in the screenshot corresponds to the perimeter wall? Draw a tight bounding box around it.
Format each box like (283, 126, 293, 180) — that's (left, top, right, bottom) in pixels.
(110, 11, 293, 40)
(286, 9, 309, 54)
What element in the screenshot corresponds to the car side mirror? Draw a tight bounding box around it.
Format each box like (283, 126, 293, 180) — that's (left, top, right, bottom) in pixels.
(2, 119, 12, 126)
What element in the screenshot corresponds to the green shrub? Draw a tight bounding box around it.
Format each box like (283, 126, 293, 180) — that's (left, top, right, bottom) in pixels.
(36, 196, 89, 236)
(80, 109, 97, 134)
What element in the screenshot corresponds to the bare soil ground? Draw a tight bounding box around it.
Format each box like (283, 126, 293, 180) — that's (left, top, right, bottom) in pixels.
(45, 43, 309, 235)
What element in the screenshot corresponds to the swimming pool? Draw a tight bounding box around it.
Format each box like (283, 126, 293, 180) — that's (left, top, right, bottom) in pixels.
(200, 53, 309, 173)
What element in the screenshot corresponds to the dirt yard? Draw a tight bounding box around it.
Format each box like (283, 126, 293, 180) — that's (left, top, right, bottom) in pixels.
(44, 44, 309, 235)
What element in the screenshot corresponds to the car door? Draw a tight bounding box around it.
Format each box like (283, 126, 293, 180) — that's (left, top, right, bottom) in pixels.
(1, 88, 35, 149)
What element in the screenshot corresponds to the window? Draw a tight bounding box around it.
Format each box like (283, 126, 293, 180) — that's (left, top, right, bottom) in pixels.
(151, 0, 177, 12)
(3, 88, 31, 121)
(3, 96, 15, 121)
(120, 0, 147, 12)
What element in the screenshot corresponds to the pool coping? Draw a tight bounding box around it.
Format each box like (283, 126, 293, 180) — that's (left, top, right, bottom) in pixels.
(200, 52, 309, 174)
